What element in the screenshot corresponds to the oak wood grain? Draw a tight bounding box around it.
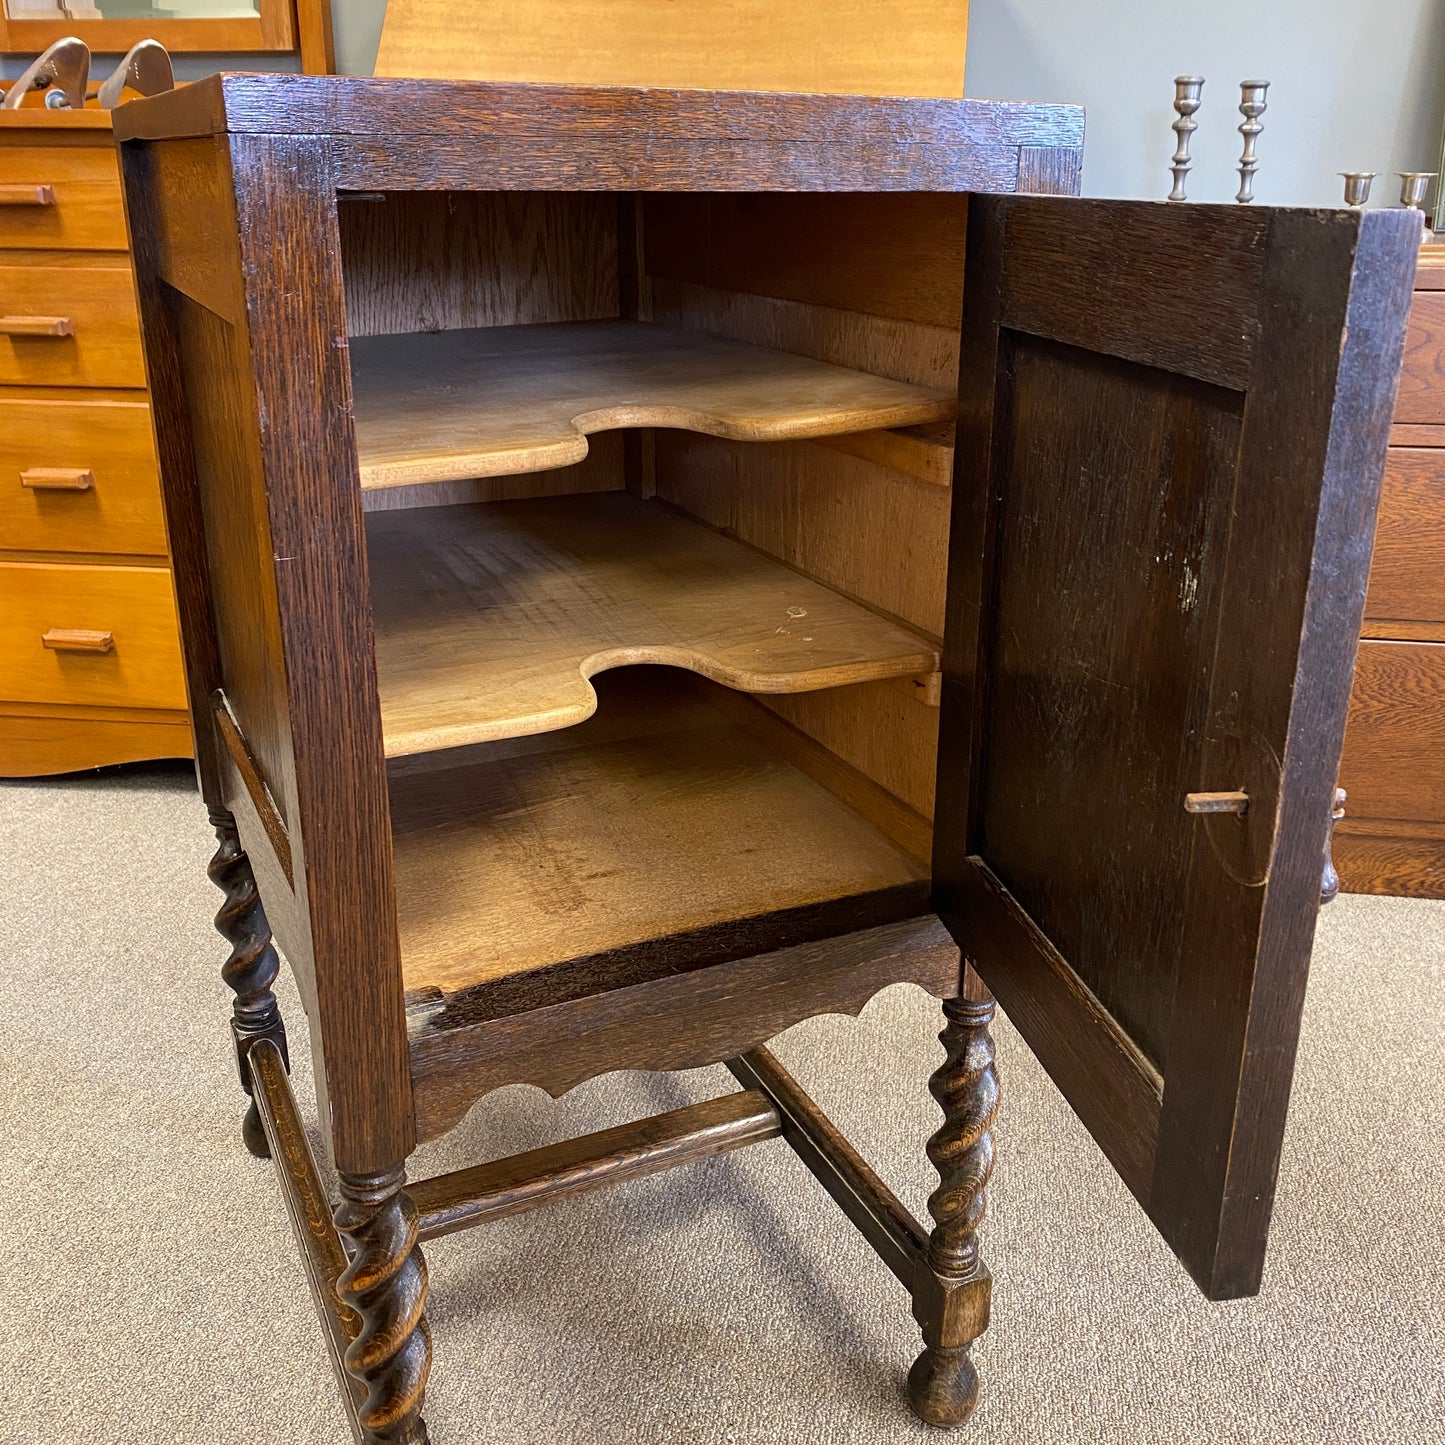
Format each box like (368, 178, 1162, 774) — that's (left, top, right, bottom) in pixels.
(408, 913, 959, 1141)
(375, 0, 970, 96)
(387, 669, 928, 999)
(938, 195, 1418, 1300)
(1395, 290, 1445, 424)
(643, 193, 968, 327)
(411, 1091, 781, 1241)
(349, 320, 954, 491)
(0, 704, 190, 776)
(1339, 640, 1445, 825)
(1364, 446, 1445, 626)
(367, 494, 939, 756)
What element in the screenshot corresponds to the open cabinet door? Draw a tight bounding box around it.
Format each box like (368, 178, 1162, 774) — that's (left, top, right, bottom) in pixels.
(934, 196, 1417, 1300)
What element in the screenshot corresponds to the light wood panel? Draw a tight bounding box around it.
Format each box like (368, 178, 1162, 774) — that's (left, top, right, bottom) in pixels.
(388, 669, 929, 996)
(359, 433, 624, 513)
(0, 139, 125, 251)
(1335, 826, 1445, 899)
(339, 192, 619, 339)
(375, 0, 969, 96)
(647, 278, 960, 389)
(0, 255, 144, 388)
(350, 320, 955, 491)
(367, 493, 939, 757)
(645, 194, 967, 327)
(646, 275, 961, 823)
(0, 391, 164, 556)
(1364, 446, 1445, 626)
(697, 679, 934, 859)
(1339, 640, 1445, 825)
(1396, 291, 1445, 424)
(654, 432, 952, 637)
(757, 676, 940, 821)
(0, 0, 295, 54)
(0, 704, 190, 776)
(0, 559, 186, 710)
(812, 422, 955, 488)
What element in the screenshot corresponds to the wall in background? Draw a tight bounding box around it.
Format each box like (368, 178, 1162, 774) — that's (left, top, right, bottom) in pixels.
(964, 0, 1445, 206)
(6, 0, 1445, 212)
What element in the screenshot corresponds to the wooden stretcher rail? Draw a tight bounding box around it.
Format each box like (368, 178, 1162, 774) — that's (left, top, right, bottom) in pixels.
(411, 1090, 782, 1241)
(727, 1045, 928, 1288)
(247, 1039, 366, 1445)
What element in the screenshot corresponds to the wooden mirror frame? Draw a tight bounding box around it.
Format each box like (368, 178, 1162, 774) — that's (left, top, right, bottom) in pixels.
(0, 0, 296, 55)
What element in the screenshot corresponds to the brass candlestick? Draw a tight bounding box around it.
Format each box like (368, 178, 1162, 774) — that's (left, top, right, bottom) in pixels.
(1235, 81, 1269, 202)
(1168, 76, 1204, 202)
(1339, 172, 1376, 208)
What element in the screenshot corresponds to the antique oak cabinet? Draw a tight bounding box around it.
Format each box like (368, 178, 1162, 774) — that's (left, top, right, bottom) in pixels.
(114, 74, 1416, 1444)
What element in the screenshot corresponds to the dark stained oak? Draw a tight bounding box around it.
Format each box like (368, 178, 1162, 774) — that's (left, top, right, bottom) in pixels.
(335, 1168, 432, 1445)
(115, 66, 1412, 1442)
(411, 1091, 781, 1240)
(937, 195, 1418, 1299)
(907, 972, 998, 1428)
(207, 806, 289, 1159)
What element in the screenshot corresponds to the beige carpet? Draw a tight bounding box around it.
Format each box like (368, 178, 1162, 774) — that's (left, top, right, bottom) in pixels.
(2, 761, 1442, 1445)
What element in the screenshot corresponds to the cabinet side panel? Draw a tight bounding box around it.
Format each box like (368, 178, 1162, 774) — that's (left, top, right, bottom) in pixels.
(172, 294, 297, 834)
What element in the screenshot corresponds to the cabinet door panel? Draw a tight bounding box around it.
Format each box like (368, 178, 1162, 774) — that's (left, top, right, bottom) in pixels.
(934, 197, 1417, 1300)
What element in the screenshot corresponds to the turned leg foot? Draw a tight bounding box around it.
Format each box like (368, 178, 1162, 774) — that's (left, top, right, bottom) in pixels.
(908, 973, 998, 1429)
(207, 806, 289, 1159)
(908, 1340, 980, 1428)
(336, 1168, 433, 1445)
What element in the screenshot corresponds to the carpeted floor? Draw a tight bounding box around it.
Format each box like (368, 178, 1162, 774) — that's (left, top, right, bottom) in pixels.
(2, 760, 1442, 1445)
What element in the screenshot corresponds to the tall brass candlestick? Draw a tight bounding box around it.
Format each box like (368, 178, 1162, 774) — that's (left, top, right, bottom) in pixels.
(1235, 81, 1269, 202)
(1168, 77, 1204, 202)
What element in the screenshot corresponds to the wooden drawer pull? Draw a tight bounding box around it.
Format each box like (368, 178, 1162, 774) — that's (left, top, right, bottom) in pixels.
(21, 467, 93, 491)
(0, 315, 74, 338)
(42, 628, 114, 654)
(0, 183, 56, 207)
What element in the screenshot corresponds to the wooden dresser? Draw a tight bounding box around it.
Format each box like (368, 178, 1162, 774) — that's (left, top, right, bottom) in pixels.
(0, 105, 190, 776)
(1337, 244, 1445, 897)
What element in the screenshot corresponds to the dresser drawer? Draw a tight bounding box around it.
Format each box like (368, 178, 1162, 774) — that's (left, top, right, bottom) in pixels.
(1396, 292, 1445, 425)
(1339, 640, 1445, 825)
(0, 561, 186, 711)
(1364, 446, 1445, 627)
(0, 392, 165, 555)
(0, 257, 145, 388)
(0, 143, 127, 252)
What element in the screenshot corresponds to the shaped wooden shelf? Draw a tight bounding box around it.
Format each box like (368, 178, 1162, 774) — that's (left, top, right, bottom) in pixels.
(389, 670, 929, 1003)
(349, 319, 957, 490)
(369, 492, 940, 757)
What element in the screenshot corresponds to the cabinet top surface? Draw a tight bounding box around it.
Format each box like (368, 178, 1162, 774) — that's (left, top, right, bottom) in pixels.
(111, 71, 1084, 151)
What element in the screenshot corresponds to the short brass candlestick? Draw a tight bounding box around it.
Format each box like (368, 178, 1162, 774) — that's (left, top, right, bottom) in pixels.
(1339, 172, 1376, 208)
(1399, 172, 1438, 243)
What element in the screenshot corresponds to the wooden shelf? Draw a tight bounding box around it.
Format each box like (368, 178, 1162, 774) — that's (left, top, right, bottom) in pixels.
(349, 320, 956, 490)
(390, 670, 929, 1003)
(368, 493, 939, 757)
